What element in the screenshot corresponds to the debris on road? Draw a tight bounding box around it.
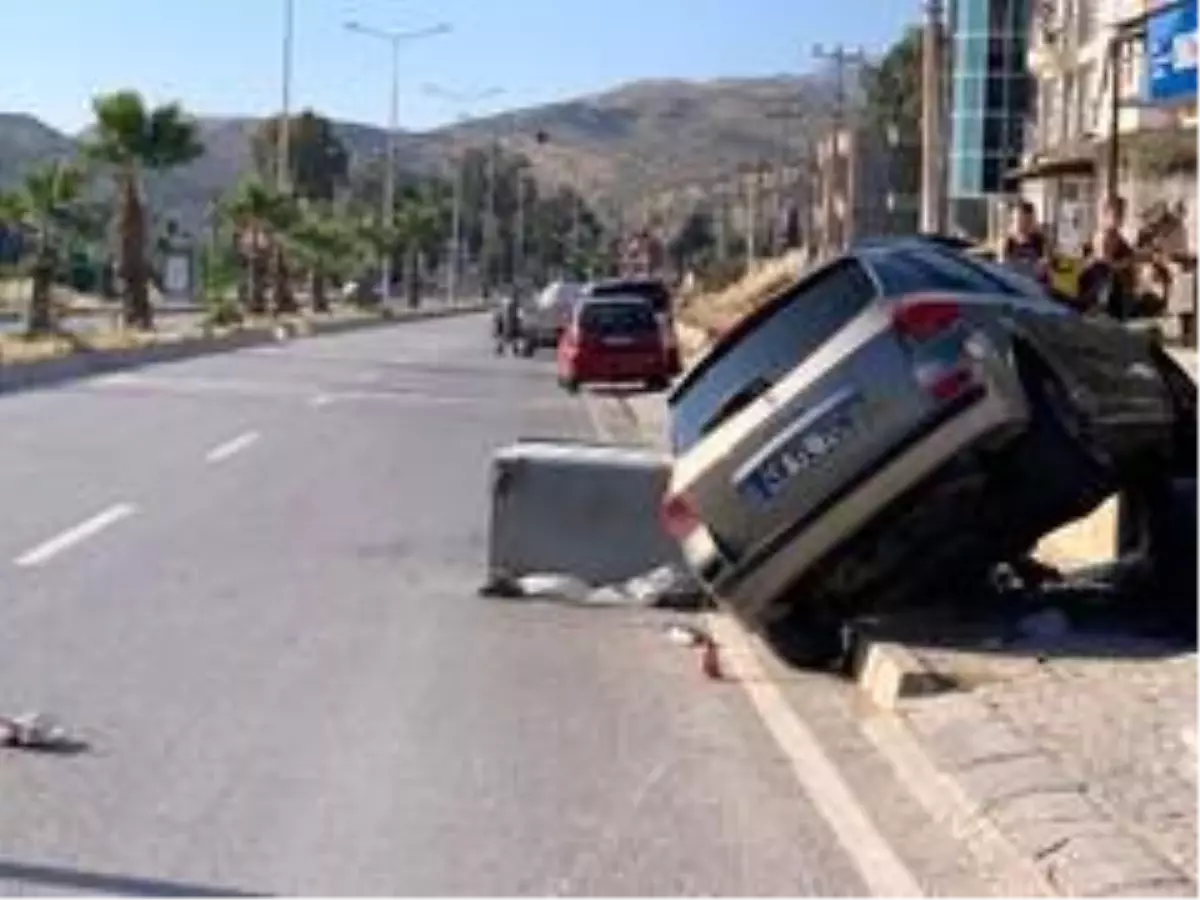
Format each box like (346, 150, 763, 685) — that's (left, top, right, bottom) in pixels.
(481, 563, 708, 611)
(664, 623, 708, 647)
(700, 636, 723, 680)
(0, 712, 78, 752)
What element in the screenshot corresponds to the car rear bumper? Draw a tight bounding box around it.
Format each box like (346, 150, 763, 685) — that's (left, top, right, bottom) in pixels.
(691, 382, 1021, 626)
(562, 356, 670, 383)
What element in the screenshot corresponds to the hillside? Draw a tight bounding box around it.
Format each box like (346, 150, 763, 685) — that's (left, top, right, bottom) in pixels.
(0, 73, 839, 232)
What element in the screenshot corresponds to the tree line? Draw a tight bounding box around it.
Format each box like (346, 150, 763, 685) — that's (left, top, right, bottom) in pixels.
(0, 91, 612, 337)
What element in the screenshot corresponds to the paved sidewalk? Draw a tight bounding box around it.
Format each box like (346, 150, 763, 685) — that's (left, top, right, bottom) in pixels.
(601, 387, 1198, 896)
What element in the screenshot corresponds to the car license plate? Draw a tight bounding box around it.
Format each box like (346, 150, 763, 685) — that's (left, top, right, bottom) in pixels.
(738, 391, 864, 504)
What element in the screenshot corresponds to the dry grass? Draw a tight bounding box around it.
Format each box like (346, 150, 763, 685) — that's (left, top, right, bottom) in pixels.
(675, 250, 810, 362)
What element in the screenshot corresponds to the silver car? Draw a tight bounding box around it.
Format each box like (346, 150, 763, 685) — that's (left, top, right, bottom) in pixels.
(662, 238, 1192, 654)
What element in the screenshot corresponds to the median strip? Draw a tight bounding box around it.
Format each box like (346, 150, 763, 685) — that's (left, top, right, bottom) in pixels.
(205, 431, 261, 464)
(14, 503, 138, 568)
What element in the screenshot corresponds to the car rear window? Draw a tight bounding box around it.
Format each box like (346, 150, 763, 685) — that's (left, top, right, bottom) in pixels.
(579, 301, 658, 336)
(588, 281, 671, 314)
(669, 260, 877, 452)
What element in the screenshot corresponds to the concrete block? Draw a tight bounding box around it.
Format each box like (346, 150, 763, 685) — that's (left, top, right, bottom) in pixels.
(485, 439, 682, 587)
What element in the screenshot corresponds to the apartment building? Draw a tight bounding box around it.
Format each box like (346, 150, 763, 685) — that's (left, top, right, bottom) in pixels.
(1020, 0, 1197, 252)
(947, 0, 1035, 239)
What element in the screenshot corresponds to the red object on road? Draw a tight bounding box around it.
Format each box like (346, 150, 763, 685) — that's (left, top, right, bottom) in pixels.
(699, 636, 722, 680)
(557, 297, 672, 392)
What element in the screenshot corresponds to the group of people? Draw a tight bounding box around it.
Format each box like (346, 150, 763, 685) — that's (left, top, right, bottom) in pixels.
(998, 195, 1191, 322)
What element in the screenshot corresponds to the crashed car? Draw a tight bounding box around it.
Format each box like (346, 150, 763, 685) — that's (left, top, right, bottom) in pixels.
(660, 236, 1194, 656)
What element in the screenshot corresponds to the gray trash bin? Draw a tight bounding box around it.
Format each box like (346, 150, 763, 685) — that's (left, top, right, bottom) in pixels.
(484, 439, 682, 588)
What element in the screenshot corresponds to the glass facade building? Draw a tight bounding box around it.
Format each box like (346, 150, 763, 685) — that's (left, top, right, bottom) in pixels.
(948, 0, 1033, 234)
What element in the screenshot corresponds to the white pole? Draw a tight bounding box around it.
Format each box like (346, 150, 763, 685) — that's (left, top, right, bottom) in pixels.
(382, 36, 399, 305)
(449, 149, 462, 305)
(278, 0, 293, 192)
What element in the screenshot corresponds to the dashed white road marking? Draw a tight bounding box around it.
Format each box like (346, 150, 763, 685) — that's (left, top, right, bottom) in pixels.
(15, 503, 138, 568)
(309, 393, 335, 407)
(205, 431, 261, 464)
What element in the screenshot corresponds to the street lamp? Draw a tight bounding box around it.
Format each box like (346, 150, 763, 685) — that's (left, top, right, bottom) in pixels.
(345, 19, 452, 305)
(278, 0, 294, 193)
(423, 84, 505, 304)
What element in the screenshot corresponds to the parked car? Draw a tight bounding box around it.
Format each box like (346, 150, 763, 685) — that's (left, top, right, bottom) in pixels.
(557, 296, 673, 393)
(520, 280, 584, 355)
(583, 277, 682, 375)
(660, 236, 1194, 660)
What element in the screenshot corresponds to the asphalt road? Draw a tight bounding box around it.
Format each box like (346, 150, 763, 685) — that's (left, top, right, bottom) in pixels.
(0, 315, 872, 896)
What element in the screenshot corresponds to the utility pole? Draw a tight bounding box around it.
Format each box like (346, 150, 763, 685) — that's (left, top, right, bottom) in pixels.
(813, 43, 866, 253)
(278, 0, 294, 194)
(346, 21, 451, 305)
(920, 0, 947, 234)
(813, 43, 867, 132)
(423, 84, 504, 302)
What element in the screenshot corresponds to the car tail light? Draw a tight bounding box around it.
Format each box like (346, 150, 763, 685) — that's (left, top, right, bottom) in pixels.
(892, 295, 962, 342)
(917, 363, 976, 400)
(660, 492, 701, 540)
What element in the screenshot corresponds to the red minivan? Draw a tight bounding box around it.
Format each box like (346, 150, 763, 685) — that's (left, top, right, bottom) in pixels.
(582, 278, 682, 375)
(557, 297, 672, 393)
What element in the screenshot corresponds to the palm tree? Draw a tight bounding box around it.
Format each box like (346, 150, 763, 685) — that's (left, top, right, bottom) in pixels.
(392, 196, 444, 308)
(83, 90, 203, 330)
(287, 204, 358, 314)
(0, 161, 89, 336)
(225, 177, 302, 316)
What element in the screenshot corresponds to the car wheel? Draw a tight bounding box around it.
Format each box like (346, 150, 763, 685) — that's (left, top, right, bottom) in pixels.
(520, 339, 536, 358)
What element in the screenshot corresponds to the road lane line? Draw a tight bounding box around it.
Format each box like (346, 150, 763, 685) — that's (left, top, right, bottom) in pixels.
(205, 431, 261, 464)
(309, 393, 334, 407)
(707, 613, 924, 897)
(582, 392, 920, 894)
(15, 503, 138, 568)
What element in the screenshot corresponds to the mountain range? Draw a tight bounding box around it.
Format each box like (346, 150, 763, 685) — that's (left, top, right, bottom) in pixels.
(0, 72, 847, 233)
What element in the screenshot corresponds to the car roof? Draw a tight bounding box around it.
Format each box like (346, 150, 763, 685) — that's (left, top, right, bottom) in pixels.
(668, 238, 1040, 402)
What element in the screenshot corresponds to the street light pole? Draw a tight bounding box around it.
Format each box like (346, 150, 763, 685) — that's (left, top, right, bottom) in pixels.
(278, 0, 294, 193)
(422, 85, 504, 304)
(345, 20, 451, 305)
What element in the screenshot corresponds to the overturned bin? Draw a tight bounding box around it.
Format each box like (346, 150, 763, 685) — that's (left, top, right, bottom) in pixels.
(482, 439, 683, 592)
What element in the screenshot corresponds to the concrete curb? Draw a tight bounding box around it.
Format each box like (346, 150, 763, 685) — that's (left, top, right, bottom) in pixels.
(0, 304, 487, 396)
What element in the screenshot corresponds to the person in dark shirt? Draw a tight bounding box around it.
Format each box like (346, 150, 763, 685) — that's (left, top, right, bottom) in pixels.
(1085, 195, 1138, 319)
(999, 200, 1049, 283)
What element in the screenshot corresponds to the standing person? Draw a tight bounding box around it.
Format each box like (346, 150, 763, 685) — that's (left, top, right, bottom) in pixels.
(1089, 195, 1138, 319)
(999, 200, 1050, 283)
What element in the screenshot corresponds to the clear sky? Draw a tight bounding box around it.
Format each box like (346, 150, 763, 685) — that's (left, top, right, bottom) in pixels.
(3, 0, 922, 135)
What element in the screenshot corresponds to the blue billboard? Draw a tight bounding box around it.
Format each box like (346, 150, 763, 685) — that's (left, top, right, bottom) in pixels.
(1147, 1, 1198, 103)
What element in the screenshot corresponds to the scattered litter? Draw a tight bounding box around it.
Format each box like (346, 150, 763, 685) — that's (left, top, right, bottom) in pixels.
(479, 563, 708, 610)
(1016, 607, 1071, 641)
(699, 636, 723, 680)
(516, 573, 593, 603)
(0, 712, 77, 752)
(664, 623, 707, 646)
(621, 564, 707, 609)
